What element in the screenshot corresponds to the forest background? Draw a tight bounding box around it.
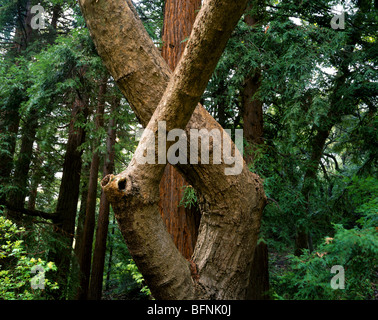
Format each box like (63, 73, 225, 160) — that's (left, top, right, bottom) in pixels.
(0, 0, 377, 300)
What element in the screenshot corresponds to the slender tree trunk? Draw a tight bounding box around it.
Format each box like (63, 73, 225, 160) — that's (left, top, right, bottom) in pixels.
(49, 94, 88, 299)
(159, 0, 201, 260)
(76, 78, 107, 300)
(88, 96, 119, 300)
(0, 92, 22, 207)
(6, 108, 38, 222)
(242, 69, 264, 163)
(0, 1, 33, 208)
(241, 2, 270, 299)
(105, 214, 116, 291)
(74, 162, 91, 260)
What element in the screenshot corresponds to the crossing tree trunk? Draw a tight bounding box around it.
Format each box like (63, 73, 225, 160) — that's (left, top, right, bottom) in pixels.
(79, 0, 266, 300)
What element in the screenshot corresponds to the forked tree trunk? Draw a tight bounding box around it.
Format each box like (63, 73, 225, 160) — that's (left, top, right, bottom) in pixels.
(159, 0, 201, 260)
(79, 0, 266, 300)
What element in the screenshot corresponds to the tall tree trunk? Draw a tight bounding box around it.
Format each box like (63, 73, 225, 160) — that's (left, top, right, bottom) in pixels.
(88, 96, 119, 300)
(159, 0, 201, 260)
(79, 0, 266, 299)
(74, 162, 91, 260)
(242, 69, 264, 163)
(76, 78, 107, 300)
(241, 2, 270, 299)
(6, 108, 38, 222)
(0, 91, 22, 207)
(49, 94, 88, 299)
(0, 1, 33, 208)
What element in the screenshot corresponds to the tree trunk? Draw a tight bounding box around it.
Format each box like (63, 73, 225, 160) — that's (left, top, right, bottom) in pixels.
(74, 162, 91, 260)
(159, 0, 201, 260)
(241, 2, 270, 299)
(88, 95, 119, 300)
(246, 241, 269, 299)
(49, 94, 88, 299)
(242, 69, 264, 163)
(76, 78, 107, 300)
(0, 91, 22, 207)
(0, 1, 33, 208)
(80, 0, 266, 300)
(6, 108, 38, 222)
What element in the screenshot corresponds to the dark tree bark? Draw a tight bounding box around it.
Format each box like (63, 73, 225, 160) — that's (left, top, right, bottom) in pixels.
(74, 162, 91, 261)
(0, 1, 33, 208)
(159, 0, 202, 261)
(76, 77, 107, 300)
(241, 2, 270, 299)
(6, 108, 38, 222)
(49, 93, 88, 299)
(88, 96, 119, 300)
(0, 91, 22, 207)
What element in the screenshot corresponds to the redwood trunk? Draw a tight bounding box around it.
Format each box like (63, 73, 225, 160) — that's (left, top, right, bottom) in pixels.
(88, 96, 119, 300)
(77, 78, 107, 299)
(0, 2, 33, 208)
(6, 108, 38, 222)
(242, 4, 270, 299)
(49, 94, 88, 299)
(159, 0, 201, 260)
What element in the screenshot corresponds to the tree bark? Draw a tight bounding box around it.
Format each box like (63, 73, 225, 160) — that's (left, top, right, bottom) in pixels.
(6, 108, 38, 222)
(241, 2, 270, 299)
(79, 0, 266, 300)
(0, 1, 33, 208)
(76, 78, 107, 300)
(49, 93, 88, 299)
(88, 97, 118, 300)
(242, 69, 264, 163)
(159, 0, 202, 260)
(0, 91, 22, 207)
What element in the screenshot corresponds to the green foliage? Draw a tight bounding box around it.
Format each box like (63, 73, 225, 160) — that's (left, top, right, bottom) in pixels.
(179, 185, 198, 209)
(125, 260, 151, 297)
(0, 215, 58, 300)
(272, 219, 378, 300)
